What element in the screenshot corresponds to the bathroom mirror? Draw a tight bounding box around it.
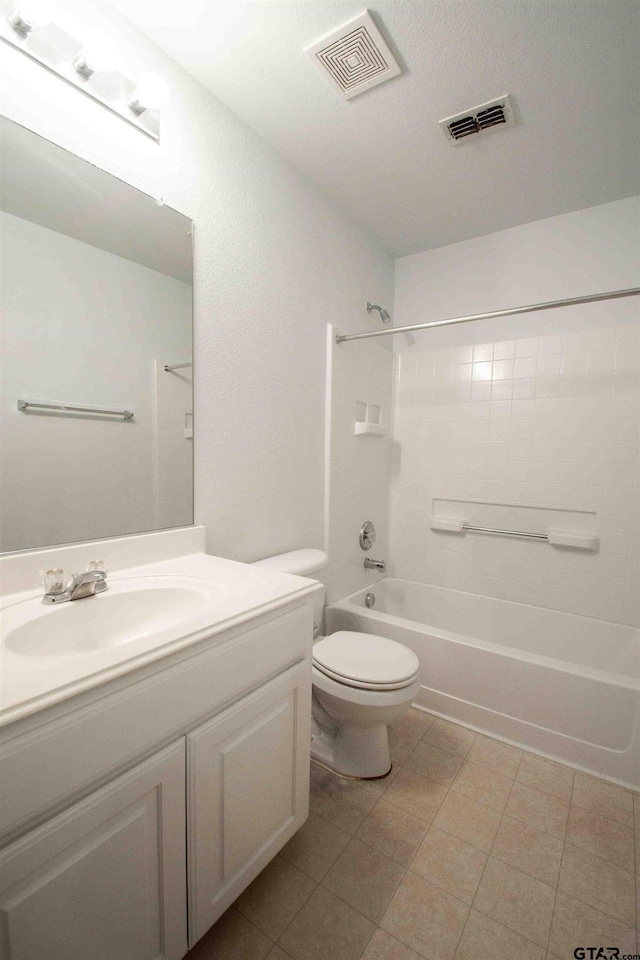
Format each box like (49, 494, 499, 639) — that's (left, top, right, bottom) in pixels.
(0, 117, 193, 553)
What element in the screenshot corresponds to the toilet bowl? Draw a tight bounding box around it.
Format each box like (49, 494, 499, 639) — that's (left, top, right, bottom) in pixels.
(253, 549, 421, 779)
(311, 631, 420, 777)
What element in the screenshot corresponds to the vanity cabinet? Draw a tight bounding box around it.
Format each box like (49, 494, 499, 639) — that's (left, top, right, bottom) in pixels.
(0, 599, 315, 959)
(0, 742, 188, 960)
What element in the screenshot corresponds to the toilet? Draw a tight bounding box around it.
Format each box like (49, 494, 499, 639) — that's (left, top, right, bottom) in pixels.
(253, 549, 421, 779)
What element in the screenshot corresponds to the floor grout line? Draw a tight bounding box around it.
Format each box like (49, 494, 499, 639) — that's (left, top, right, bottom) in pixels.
(633, 796, 639, 933)
(459, 758, 515, 951)
(514, 753, 560, 957)
(546, 848, 563, 956)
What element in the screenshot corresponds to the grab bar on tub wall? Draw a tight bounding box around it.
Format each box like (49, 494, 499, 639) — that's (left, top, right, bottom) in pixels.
(429, 517, 599, 550)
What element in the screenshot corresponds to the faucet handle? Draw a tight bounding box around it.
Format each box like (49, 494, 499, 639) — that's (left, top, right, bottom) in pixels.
(41, 568, 68, 595)
(86, 560, 107, 578)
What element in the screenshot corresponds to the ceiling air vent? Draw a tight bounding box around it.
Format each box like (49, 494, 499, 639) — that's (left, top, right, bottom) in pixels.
(440, 95, 515, 143)
(305, 10, 401, 100)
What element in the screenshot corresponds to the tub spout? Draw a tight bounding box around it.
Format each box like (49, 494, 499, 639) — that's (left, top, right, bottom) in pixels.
(364, 558, 386, 572)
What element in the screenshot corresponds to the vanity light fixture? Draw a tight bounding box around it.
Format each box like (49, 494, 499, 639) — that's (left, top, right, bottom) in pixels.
(0, 4, 167, 140)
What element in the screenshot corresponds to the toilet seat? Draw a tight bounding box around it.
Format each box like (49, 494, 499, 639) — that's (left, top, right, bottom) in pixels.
(313, 631, 420, 692)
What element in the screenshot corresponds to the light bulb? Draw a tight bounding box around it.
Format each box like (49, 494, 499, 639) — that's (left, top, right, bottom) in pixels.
(6, 0, 50, 36)
(128, 72, 168, 114)
(72, 37, 118, 79)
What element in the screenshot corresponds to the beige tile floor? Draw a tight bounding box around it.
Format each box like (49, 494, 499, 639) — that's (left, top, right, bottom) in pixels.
(185, 708, 640, 960)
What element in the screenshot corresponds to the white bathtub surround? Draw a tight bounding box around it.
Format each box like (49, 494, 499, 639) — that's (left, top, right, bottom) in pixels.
(325, 325, 393, 605)
(390, 197, 639, 628)
(380, 197, 640, 790)
(327, 579, 640, 789)
(389, 321, 639, 627)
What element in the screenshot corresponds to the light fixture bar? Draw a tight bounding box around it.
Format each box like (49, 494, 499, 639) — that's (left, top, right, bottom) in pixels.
(0, 12, 165, 140)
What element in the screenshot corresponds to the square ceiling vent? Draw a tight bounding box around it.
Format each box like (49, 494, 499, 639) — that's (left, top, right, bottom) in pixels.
(305, 10, 401, 100)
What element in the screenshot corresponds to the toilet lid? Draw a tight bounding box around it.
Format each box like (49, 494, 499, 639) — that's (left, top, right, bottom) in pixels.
(313, 632, 419, 686)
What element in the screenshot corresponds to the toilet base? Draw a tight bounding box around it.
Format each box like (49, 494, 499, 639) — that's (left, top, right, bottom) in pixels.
(310, 668, 421, 780)
(312, 756, 393, 782)
(311, 718, 393, 779)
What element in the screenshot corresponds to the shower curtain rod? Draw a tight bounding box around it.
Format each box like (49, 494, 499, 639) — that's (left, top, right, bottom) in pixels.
(335, 287, 640, 343)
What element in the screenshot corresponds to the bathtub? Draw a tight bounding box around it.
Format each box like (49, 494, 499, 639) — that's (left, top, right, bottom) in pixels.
(326, 578, 640, 789)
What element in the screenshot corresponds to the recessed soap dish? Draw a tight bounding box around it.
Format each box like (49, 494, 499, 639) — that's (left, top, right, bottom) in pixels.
(355, 401, 388, 436)
(354, 422, 389, 436)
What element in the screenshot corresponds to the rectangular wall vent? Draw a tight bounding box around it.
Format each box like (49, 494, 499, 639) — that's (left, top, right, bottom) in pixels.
(440, 95, 515, 143)
(305, 11, 401, 100)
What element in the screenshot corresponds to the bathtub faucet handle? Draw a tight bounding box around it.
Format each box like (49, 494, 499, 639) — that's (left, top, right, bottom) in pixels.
(364, 558, 386, 572)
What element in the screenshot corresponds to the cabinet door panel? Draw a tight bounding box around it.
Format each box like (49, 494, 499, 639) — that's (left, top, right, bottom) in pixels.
(0, 743, 187, 960)
(223, 693, 297, 877)
(188, 662, 310, 945)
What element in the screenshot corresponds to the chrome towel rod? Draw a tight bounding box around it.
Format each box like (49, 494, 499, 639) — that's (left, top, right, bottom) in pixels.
(463, 524, 547, 541)
(18, 399, 134, 419)
(164, 362, 192, 372)
(335, 287, 640, 343)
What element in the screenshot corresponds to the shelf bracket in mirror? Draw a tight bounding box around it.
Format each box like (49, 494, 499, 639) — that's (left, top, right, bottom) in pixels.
(18, 399, 134, 420)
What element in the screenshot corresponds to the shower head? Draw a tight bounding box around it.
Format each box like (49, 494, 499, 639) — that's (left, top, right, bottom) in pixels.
(367, 302, 391, 324)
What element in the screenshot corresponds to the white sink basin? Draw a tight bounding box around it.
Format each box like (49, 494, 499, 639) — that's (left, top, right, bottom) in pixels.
(0, 547, 319, 725)
(2, 576, 225, 657)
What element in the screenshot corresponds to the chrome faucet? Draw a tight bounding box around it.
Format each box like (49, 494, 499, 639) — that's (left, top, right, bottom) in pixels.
(364, 558, 386, 572)
(42, 563, 108, 604)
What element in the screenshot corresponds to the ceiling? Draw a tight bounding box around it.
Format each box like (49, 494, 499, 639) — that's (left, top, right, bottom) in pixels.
(1, 117, 192, 283)
(113, 0, 640, 258)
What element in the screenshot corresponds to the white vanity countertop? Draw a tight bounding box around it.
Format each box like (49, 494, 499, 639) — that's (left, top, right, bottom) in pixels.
(0, 551, 321, 727)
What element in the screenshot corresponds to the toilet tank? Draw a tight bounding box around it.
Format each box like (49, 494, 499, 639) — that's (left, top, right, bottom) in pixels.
(252, 549, 328, 635)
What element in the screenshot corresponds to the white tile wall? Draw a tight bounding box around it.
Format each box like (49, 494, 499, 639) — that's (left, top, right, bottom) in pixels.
(389, 323, 640, 626)
(326, 330, 393, 604)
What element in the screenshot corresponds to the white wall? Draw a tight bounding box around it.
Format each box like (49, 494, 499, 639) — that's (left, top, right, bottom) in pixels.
(390, 198, 640, 627)
(394, 197, 639, 349)
(0, 211, 192, 552)
(1, 0, 393, 561)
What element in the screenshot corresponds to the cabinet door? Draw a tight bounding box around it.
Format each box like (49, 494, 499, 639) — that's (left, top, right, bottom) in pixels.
(0, 742, 187, 960)
(187, 661, 311, 945)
